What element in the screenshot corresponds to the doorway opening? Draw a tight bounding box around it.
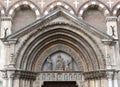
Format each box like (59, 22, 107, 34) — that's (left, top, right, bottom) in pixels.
(42, 81, 78, 87)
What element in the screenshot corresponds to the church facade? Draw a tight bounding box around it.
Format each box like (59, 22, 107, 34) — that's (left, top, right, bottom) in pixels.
(0, 0, 120, 87)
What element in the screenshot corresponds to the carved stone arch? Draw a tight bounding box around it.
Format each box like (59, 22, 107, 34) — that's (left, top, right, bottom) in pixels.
(15, 23, 105, 72)
(8, 0, 41, 19)
(43, 1, 75, 15)
(113, 2, 120, 16)
(78, 0, 110, 18)
(35, 44, 84, 72)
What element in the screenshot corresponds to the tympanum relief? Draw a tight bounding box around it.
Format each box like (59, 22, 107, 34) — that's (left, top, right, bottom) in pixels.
(42, 52, 78, 71)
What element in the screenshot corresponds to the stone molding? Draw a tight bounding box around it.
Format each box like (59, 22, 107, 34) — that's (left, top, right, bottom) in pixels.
(0, 16, 12, 21)
(0, 69, 37, 80)
(106, 16, 118, 22)
(84, 69, 119, 80)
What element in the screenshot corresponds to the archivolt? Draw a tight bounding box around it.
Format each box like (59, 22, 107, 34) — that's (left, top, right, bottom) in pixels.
(113, 2, 120, 16)
(43, 1, 75, 15)
(78, 0, 110, 18)
(15, 23, 105, 72)
(8, 0, 41, 19)
(0, 3, 5, 16)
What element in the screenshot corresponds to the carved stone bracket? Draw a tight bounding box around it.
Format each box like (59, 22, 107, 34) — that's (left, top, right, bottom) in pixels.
(14, 70, 37, 80)
(84, 70, 106, 80)
(102, 39, 117, 46)
(0, 68, 37, 80)
(84, 69, 119, 80)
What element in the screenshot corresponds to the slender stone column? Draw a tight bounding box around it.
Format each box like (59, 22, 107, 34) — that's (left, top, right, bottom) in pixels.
(101, 78, 108, 87)
(8, 77, 13, 87)
(107, 72, 113, 87)
(89, 80, 95, 87)
(113, 72, 118, 87)
(7, 70, 15, 87)
(95, 80, 100, 87)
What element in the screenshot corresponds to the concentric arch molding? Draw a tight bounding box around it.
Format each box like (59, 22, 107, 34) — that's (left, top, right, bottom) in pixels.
(35, 44, 84, 72)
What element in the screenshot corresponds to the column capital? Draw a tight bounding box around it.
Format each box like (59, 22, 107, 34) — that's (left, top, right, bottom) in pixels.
(106, 72, 114, 79)
(106, 16, 117, 22)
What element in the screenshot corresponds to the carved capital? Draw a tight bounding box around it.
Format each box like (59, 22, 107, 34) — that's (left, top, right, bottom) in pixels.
(84, 71, 106, 80)
(106, 72, 113, 79)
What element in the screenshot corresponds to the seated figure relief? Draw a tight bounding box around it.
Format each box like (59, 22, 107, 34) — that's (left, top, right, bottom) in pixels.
(56, 55, 64, 71)
(45, 53, 74, 71)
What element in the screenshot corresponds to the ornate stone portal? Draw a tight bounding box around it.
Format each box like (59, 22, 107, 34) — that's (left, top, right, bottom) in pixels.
(33, 52, 83, 87)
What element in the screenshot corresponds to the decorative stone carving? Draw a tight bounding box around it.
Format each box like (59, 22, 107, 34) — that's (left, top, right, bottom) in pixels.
(65, 60, 72, 71)
(56, 55, 64, 71)
(38, 45, 84, 71)
(10, 54, 15, 65)
(46, 56, 52, 71)
(4, 28, 8, 38)
(37, 71, 82, 81)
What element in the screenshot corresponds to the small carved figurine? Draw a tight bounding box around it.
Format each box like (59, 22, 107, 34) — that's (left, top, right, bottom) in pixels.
(56, 55, 64, 71)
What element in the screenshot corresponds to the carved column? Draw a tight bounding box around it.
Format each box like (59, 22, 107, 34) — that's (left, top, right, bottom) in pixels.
(107, 72, 113, 87)
(95, 80, 100, 87)
(84, 80, 89, 87)
(113, 72, 118, 87)
(0, 16, 12, 38)
(7, 69, 15, 87)
(101, 78, 108, 87)
(89, 80, 95, 87)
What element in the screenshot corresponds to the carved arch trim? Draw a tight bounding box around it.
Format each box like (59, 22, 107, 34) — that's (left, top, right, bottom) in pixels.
(35, 44, 84, 72)
(78, 0, 111, 18)
(0, 3, 5, 16)
(113, 2, 120, 16)
(8, 0, 41, 19)
(43, 1, 75, 15)
(14, 23, 105, 72)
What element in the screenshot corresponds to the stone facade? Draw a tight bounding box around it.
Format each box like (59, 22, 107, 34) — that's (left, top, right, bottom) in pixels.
(0, 0, 120, 87)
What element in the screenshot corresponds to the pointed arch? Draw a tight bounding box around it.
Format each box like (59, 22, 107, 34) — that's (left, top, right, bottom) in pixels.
(8, 0, 41, 19)
(113, 2, 120, 16)
(78, 0, 110, 18)
(43, 1, 75, 15)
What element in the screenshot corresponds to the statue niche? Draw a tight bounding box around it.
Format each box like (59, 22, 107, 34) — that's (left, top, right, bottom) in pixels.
(42, 52, 78, 71)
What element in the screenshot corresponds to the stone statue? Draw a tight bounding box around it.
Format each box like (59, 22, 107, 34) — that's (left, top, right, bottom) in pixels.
(4, 28, 8, 38)
(10, 54, 15, 65)
(56, 55, 64, 71)
(46, 56, 52, 71)
(65, 60, 72, 71)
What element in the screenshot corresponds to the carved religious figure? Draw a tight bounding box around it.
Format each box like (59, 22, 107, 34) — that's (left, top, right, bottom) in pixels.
(65, 60, 72, 71)
(56, 55, 64, 71)
(4, 28, 8, 38)
(46, 56, 52, 71)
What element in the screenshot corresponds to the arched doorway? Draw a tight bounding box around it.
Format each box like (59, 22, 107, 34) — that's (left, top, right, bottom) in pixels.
(3, 7, 110, 87)
(42, 81, 77, 87)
